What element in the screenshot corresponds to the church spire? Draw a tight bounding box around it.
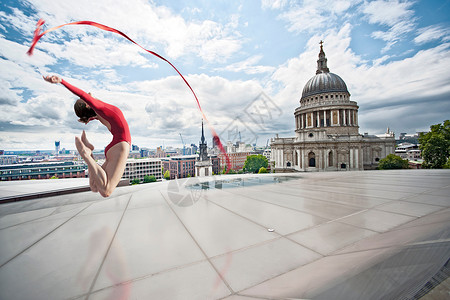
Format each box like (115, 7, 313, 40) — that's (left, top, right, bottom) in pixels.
(199, 120, 208, 161)
(200, 120, 205, 144)
(316, 40, 330, 75)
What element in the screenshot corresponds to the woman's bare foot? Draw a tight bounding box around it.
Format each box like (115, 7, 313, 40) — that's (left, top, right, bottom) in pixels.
(75, 136, 92, 159)
(81, 130, 94, 151)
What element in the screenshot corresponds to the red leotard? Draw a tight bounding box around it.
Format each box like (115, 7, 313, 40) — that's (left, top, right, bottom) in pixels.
(61, 79, 131, 158)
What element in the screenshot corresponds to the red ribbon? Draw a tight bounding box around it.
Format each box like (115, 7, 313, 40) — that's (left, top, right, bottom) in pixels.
(28, 19, 231, 173)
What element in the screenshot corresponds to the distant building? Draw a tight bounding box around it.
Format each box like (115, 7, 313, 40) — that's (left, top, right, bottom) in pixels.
(210, 155, 220, 175)
(225, 141, 253, 153)
(150, 147, 167, 158)
(397, 132, 420, 144)
(0, 155, 18, 165)
(395, 143, 420, 159)
(122, 158, 162, 182)
(218, 151, 253, 172)
(162, 155, 197, 180)
(263, 148, 272, 171)
(140, 148, 150, 158)
(195, 121, 213, 177)
(55, 141, 60, 155)
(128, 151, 141, 159)
(407, 150, 422, 161)
(132, 144, 140, 151)
(271, 42, 395, 172)
(0, 161, 87, 181)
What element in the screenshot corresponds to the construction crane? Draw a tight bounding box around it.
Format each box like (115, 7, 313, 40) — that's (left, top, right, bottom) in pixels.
(179, 133, 186, 155)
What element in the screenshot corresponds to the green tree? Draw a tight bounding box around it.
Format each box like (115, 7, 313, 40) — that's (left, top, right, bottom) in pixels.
(164, 170, 170, 180)
(444, 157, 450, 169)
(143, 175, 156, 183)
(258, 166, 268, 173)
(419, 120, 450, 168)
(243, 154, 268, 173)
(50, 175, 58, 179)
(378, 154, 409, 170)
(131, 178, 140, 185)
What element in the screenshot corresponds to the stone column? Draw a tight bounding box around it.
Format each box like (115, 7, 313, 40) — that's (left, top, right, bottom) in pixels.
(337, 109, 340, 125)
(301, 114, 304, 129)
(350, 148, 353, 169)
(301, 150, 305, 170)
(343, 109, 347, 126)
(323, 110, 326, 127)
(317, 111, 320, 127)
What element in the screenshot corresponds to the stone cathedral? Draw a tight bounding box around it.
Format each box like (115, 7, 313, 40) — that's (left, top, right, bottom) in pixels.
(271, 42, 395, 172)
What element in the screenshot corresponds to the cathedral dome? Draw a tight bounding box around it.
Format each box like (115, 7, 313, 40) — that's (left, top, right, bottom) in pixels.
(301, 41, 349, 100)
(301, 72, 348, 98)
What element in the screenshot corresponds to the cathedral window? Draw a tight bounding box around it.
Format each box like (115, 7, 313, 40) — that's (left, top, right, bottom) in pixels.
(308, 152, 316, 167)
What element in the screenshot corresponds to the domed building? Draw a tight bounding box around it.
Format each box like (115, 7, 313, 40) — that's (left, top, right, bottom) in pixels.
(271, 42, 395, 171)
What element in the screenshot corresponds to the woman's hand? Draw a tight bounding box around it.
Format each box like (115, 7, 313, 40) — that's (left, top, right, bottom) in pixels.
(43, 75, 61, 84)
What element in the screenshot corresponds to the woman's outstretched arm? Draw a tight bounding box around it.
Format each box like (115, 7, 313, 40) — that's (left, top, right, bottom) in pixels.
(43, 75, 103, 111)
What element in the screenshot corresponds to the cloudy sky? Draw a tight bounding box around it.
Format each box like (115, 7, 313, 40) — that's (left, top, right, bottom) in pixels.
(0, 0, 449, 151)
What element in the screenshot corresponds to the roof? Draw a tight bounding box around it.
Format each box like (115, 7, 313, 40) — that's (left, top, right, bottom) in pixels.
(0, 170, 449, 299)
(302, 72, 349, 98)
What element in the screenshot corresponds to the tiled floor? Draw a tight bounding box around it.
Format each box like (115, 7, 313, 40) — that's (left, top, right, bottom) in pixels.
(0, 169, 449, 300)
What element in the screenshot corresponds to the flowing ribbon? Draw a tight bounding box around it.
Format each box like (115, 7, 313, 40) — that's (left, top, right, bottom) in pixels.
(28, 19, 231, 172)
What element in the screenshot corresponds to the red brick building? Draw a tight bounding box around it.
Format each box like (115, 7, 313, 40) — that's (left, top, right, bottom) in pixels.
(218, 151, 254, 171)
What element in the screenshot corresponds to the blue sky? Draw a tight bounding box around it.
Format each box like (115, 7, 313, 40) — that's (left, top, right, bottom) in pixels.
(0, 0, 449, 150)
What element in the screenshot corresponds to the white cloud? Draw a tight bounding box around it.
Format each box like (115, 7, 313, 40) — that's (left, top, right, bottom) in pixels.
(362, 0, 416, 51)
(261, 0, 288, 10)
(15, 0, 244, 64)
(37, 35, 154, 68)
(361, 0, 414, 27)
(414, 25, 450, 45)
(217, 55, 276, 74)
(0, 8, 37, 37)
(276, 0, 361, 33)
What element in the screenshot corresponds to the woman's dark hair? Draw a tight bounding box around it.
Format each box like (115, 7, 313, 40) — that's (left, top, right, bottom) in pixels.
(74, 99, 96, 123)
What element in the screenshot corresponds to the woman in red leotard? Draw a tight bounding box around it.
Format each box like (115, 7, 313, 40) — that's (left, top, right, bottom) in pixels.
(44, 75, 130, 197)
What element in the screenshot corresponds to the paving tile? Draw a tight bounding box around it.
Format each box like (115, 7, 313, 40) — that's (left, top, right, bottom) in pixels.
(376, 200, 444, 217)
(240, 247, 395, 299)
(162, 191, 276, 258)
(0, 211, 124, 300)
(338, 209, 416, 232)
(93, 198, 205, 291)
(206, 191, 327, 235)
(88, 261, 231, 300)
(403, 193, 450, 207)
(288, 222, 377, 255)
(211, 237, 321, 292)
(226, 188, 362, 220)
(0, 207, 56, 229)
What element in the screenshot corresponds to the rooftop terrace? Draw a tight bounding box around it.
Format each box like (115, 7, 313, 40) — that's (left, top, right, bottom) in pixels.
(0, 170, 449, 299)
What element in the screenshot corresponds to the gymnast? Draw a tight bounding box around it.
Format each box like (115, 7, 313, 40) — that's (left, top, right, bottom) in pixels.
(43, 75, 130, 197)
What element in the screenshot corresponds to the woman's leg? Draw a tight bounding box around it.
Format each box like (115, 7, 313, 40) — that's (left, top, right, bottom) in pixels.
(75, 136, 129, 197)
(81, 131, 98, 193)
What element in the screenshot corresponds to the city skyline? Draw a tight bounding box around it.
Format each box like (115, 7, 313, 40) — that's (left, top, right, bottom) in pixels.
(0, 0, 449, 150)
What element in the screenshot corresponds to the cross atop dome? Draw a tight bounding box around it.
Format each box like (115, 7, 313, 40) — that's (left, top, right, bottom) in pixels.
(316, 40, 330, 74)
